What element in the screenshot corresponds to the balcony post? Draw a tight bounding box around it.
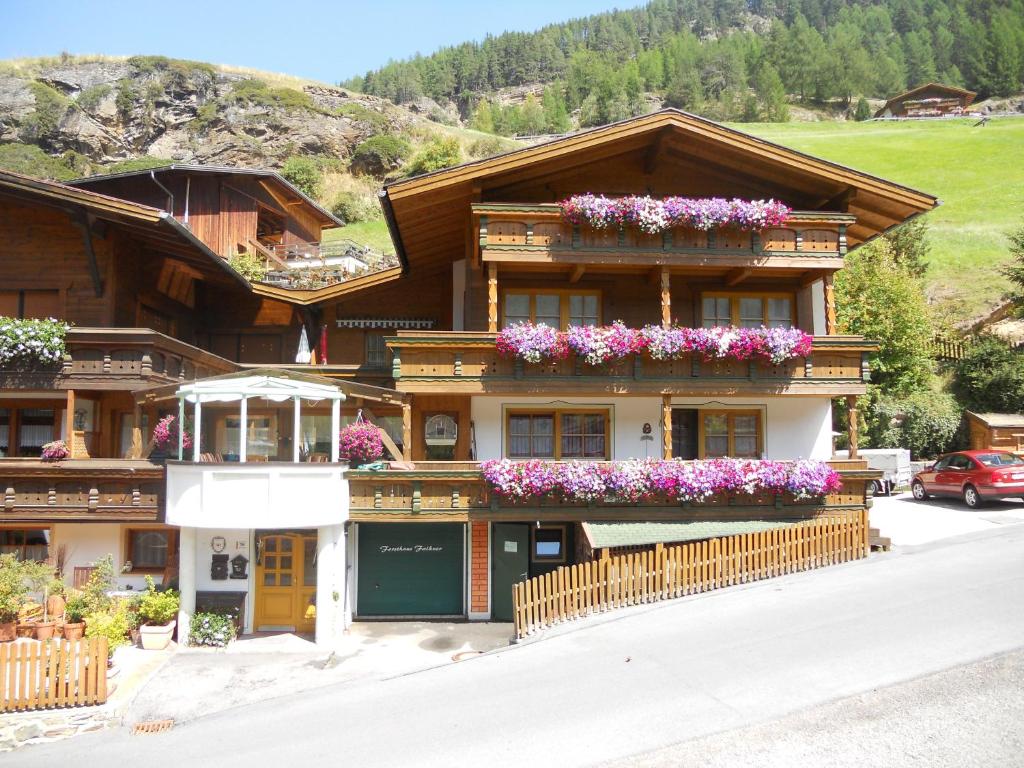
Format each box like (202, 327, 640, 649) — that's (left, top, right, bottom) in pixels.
(293, 396, 302, 463)
(846, 394, 859, 460)
(823, 273, 837, 335)
(662, 394, 672, 459)
(177, 526, 196, 647)
(330, 397, 341, 463)
(239, 396, 248, 463)
(177, 396, 185, 461)
(402, 403, 413, 461)
(64, 389, 75, 452)
(487, 262, 499, 333)
(192, 400, 202, 463)
(660, 267, 671, 329)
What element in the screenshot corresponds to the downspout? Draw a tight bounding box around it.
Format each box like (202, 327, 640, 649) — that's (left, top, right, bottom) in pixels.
(150, 170, 174, 215)
(183, 175, 191, 227)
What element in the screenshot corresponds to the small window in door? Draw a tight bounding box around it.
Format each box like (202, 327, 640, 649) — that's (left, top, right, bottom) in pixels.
(532, 526, 566, 563)
(365, 333, 389, 368)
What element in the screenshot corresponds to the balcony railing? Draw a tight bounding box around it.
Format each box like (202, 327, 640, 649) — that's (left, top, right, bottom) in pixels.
(0, 328, 239, 390)
(346, 461, 876, 522)
(253, 239, 402, 291)
(473, 204, 852, 268)
(385, 333, 874, 395)
(0, 459, 164, 522)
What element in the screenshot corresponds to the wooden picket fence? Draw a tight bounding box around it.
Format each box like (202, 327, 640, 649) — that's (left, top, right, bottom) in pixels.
(512, 510, 869, 639)
(0, 637, 108, 712)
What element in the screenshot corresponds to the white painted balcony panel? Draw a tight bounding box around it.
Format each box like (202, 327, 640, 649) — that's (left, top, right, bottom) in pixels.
(166, 462, 349, 529)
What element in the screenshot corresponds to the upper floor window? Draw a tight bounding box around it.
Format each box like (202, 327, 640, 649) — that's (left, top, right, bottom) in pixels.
(502, 291, 600, 329)
(700, 410, 761, 459)
(507, 409, 608, 460)
(365, 333, 390, 368)
(701, 293, 794, 329)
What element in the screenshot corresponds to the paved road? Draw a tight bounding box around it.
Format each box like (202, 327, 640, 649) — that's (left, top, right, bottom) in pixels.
(11, 525, 1024, 767)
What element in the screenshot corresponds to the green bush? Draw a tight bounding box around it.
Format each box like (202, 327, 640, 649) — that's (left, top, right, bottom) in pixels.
(0, 553, 30, 623)
(350, 135, 411, 177)
(85, 607, 131, 658)
(334, 103, 390, 132)
(63, 592, 89, 623)
(228, 252, 269, 282)
(330, 190, 380, 224)
(138, 575, 179, 625)
(952, 334, 1024, 413)
(871, 391, 961, 459)
(403, 136, 462, 177)
(0, 143, 78, 181)
(228, 79, 317, 113)
(854, 97, 872, 121)
(189, 612, 237, 647)
(21, 82, 71, 141)
(280, 155, 323, 198)
(115, 78, 135, 117)
(77, 83, 111, 112)
(82, 554, 116, 614)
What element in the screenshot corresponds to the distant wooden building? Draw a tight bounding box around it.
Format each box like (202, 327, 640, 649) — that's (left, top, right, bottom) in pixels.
(874, 83, 977, 119)
(966, 411, 1024, 454)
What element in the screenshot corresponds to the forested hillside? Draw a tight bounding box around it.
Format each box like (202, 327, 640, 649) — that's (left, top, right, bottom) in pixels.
(344, 0, 1024, 131)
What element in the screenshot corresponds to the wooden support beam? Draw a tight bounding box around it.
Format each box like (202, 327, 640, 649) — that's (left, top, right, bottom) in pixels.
(643, 128, 670, 174)
(724, 268, 751, 287)
(800, 270, 824, 287)
(65, 389, 76, 451)
(72, 210, 104, 298)
(402, 403, 413, 462)
(662, 394, 673, 460)
(847, 395, 859, 460)
(569, 264, 586, 284)
(128, 403, 143, 459)
(361, 407, 403, 462)
(823, 273, 837, 335)
(660, 267, 671, 328)
(487, 262, 499, 333)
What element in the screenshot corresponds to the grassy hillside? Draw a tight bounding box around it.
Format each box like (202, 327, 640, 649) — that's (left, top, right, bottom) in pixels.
(737, 118, 1024, 324)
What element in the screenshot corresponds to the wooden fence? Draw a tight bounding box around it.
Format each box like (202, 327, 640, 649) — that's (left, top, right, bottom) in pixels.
(513, 510, 869, 639)
(0, 637, 108, 712)
(929, 336, 971, 361)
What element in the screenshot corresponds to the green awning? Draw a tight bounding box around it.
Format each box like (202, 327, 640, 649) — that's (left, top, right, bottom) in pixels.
(583, 520, 797, 549)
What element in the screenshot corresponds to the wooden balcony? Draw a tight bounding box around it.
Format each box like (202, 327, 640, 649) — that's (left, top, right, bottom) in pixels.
(0, 459, 164, 522)
(385, 333, 874, 396)
(0, 328, 239, 391)
(347, 461, 876, 523)
(473, 204, 852, 270)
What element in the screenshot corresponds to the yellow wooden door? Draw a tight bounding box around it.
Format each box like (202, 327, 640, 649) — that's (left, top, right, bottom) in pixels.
(254, 534, 317, 632)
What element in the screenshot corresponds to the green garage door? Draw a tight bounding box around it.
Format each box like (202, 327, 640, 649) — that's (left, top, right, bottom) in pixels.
(357, 523, 465, 616)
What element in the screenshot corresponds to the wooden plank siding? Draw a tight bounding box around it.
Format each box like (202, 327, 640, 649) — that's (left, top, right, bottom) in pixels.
(512, 509, 869, 638)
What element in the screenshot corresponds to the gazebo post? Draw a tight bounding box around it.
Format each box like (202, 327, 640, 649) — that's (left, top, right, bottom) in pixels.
(239, 396, 248, 463)
(293, 396, 302, 462)
(330, 397, 340, 463)
(192, 399, 202, 463)
(177, 396, 185, 461)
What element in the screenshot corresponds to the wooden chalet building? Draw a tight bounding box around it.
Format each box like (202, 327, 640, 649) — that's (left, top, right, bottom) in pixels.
(874, 83, 977, 119)
(0, 110, 938, 639)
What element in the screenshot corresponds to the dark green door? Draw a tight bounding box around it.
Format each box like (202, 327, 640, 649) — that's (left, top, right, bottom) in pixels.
(491, 523, 530, 622)
(357, 523, 464, 616)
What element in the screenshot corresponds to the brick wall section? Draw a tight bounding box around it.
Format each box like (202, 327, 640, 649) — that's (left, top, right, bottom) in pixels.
(470, 521, 489, 613)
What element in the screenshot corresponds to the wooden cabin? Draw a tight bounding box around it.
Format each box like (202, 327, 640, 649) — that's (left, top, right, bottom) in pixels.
(874, 83, 977, 119)
(966, 411, 1024, 454)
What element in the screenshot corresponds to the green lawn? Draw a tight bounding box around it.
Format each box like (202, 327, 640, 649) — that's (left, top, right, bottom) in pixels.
(736, 118, 1024, 324)
(322, 219, 394, 254)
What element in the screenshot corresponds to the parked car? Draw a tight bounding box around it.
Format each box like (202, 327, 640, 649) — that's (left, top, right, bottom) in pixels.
(836, 448, 911, 496)
(911, 450, 1024, 508)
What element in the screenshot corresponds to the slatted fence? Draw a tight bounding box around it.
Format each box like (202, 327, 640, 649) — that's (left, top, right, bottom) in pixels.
(0, 637, 108, 712)
(513, 510, 869, 639)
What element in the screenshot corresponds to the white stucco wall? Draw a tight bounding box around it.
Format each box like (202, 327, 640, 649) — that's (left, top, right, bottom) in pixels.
(51, 523, 150, 591)
(470, 396, 833, 461)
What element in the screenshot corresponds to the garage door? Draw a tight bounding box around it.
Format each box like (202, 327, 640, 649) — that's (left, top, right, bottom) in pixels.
(357, 523, 464, 616)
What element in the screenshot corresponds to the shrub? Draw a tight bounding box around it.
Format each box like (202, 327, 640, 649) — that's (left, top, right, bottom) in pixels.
(227, 79, 316, 113)
(854, 97, 872, 121)
(63, 592, 89, 623)
(115, 78, 135, 117)
(280, 155, 323, 198)
(85, 606, 131, 658)
(952, 334, 1024, 413)
(81, 554, 116, 615)
(870, 391, 961, 460)
(138, 575, 179, 625)
(330, 190, 379, 224)
(403, 136, 462, 177)
(77, 83, 112, 112)
(0, 143, 79, 181)
(228, 251, 269, 282)
(189, 612, 237, 647)
(334, 103, 390, 132)
(338, 421, 384, 466)
(0, 553, 30, 623)
(21, 82, 71, 141)
(350, 135, 410, 177)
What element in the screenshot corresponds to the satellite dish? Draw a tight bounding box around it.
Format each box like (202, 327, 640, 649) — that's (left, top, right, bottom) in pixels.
(424, 414, 457, 446)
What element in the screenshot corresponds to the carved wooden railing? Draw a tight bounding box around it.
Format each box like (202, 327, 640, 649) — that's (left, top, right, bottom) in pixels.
(473, 204, 852, 267)
(0, 328, 239, 389)
(347, 461, 877, 522)
(385, 333, 875, 395)
(0, 460, 164, 522)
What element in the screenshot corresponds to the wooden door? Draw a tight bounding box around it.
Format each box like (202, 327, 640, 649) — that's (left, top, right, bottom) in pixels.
(254, 534, 317, 633)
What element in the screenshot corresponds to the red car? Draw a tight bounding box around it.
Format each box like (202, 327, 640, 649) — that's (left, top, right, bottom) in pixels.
(911, 450, 1024, 508)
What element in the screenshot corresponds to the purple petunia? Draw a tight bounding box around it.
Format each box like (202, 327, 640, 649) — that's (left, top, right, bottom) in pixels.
(559, 195, 791, 234)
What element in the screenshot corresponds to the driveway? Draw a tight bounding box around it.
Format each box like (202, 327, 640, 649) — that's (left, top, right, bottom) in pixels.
(870, 491, 1024, 545)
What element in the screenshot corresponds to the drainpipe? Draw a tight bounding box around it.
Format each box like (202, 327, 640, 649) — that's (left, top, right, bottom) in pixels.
(149, 170, 174, 215)
(183, 175, 191, 227)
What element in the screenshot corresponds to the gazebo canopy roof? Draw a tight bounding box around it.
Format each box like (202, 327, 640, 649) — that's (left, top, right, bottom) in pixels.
(175, 368, 346, 403)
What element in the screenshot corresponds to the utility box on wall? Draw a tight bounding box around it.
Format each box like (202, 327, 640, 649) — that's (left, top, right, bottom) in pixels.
(211, 554, 229, 581)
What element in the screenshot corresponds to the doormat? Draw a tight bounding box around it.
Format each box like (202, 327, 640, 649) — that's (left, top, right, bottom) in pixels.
(132, 719, 175, 735)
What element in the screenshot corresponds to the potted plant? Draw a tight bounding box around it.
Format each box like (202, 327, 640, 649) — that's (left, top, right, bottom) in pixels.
(123, 593, 143, 645)
(40, 439, 70, 461)
(62, 592, 89, 641)
(137, 575, 179, 650)
(0, 553, 29, 641)
(337, 421, 384, 468)
(151, 415, 193, 460)
(22, 560, 62, 640)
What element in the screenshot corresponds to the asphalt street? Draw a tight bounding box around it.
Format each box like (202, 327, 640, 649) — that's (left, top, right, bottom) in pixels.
(10, 524, 1024, 767)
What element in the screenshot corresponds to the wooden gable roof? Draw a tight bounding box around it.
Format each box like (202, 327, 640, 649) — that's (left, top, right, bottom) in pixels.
(875, 82, 977, 116)
(381, 109, 939, 275)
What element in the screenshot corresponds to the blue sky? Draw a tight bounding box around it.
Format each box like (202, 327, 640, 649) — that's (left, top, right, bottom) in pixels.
(1, 0, 628, 83)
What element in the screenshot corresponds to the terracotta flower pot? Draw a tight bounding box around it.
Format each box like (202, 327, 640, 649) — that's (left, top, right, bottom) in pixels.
(0, 620, 15, 642)
(16, 622, 36, 639)
(34, 621, 57, 641)
(62, 622, 85, 641)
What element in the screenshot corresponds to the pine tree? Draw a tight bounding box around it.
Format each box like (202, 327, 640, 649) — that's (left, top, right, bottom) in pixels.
(470, 98, 495, 134)
(754, 64, 789, 122)
(519, 94, 545, 135)
(854, 96, 872, 121)
(1002, 223, 1024, 316)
